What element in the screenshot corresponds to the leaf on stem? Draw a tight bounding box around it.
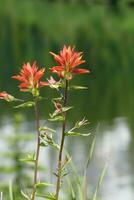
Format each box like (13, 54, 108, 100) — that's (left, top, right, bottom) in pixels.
(39, 126, 55, 133)
(48, 115, 65, 122)
(21, 191, 31, 200)
(66, 132, 91, 137)
(35, 182, 54, 188)
(52, 97, 62, 101)
(19, 153, 36, 163)
(74, 118, 90, 129)
(61, 156, 72, 170)
(14, 101, 35, 109)
(49, 106, 72, 121)
(61, 106, 73, 112)
(70, 85, 88, 90)
(40, 136, 60, 150)
(36, 193, 56, 200)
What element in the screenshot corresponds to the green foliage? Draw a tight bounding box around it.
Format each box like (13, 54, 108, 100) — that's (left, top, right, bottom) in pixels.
(36, 193, 56, 200)
(19, 153, 36, 164)
(48, 115, 65, 122)
(66, 131, 91, 137)
(70, 85, 88, 90)
(14, 101, 35, 109)
(40, 134, 60, 150)
(0, 0, 133, 122)
(35, 182, 54, 188)
(39, 126, 56, 133)
(21, 191, 31, 200)
(9, 181, 14, 200)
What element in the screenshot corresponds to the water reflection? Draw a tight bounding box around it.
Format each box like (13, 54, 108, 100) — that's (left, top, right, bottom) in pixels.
(0, 116, 134, 199)
(89, 118, 134, 200)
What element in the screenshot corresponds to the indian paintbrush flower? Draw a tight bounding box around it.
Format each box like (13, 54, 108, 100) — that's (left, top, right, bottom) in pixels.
(0, 91, 15, 102)
(50, 45, 90, 80)
(12, 62, 48, 96)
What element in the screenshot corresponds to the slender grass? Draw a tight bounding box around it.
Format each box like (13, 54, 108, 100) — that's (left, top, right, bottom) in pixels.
(92, 164, 108, 200)
(9, 181, 14, 200)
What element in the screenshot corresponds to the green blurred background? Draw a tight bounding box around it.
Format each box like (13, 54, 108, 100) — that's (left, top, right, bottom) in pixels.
(0, 0, 134, 122)
(0, 0, 134, 199)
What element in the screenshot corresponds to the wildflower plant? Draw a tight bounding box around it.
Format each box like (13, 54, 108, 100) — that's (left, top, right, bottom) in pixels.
(49, 45, 90, 199)
(0, 45, 91, 200)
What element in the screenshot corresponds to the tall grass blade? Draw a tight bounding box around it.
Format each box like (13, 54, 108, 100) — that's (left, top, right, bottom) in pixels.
(9, 181, 14, 200)
(92, 164, 108, 200)
(0, 192, 3, 200)
(67, 179, 76, 199)
(65, 152, 83, 199)
(82, 137, 96, 200)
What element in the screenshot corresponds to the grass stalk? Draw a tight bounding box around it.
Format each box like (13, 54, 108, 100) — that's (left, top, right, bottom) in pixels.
(55, 80, 68, 200)
(31, 97, 40, 200)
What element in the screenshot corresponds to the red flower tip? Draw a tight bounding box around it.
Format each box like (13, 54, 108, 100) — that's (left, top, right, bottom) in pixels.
(72, 68, 90, 74)
(50, 45, 90, 80)
(0, 91, 15, 102)
(12, 62, 47, 93)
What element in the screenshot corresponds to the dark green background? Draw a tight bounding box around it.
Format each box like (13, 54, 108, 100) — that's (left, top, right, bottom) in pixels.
(0, 0, 134, 124)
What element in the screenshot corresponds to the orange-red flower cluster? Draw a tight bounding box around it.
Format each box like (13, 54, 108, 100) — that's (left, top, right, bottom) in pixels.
(50, 45, 90, 80)
(12, 62, 48, 92)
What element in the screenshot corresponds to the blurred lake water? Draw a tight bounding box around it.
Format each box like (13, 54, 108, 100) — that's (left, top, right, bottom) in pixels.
(0, 115, 134, 200)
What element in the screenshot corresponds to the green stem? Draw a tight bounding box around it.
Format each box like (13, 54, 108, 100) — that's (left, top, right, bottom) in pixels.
(55, 80, 68, 200)
(31, 97, 40, 200)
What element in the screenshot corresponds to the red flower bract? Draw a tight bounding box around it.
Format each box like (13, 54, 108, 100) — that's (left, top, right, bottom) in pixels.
(50, 45, 90, 80)
(12, 62, 48, 92)
(0, 91, 15, 102)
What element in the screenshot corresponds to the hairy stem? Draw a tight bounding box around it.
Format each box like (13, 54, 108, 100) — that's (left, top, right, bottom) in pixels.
(31, 97, 40, 200)
(55, 80, 68, 200)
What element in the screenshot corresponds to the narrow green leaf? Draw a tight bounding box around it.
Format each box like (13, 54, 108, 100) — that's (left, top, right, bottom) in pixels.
(70, 85, 88, 90)
(36, 182, 54, 188)
(52, 97, 62, 101)
(14, 101, 35, 109)
(39, 126, 55, 133)
(40, 140, 48, 147)
(40, 137, 60, 150)
(48, 116, 64, 122)
(19, 153, 35, 163)
(75, 118, 90, 129)
(62, 106, 73, 112)
(0, 192, 3, 200)
(49, 142, 60, 150)
(36, 193, 56, 200)
(19, 158, 35, 163)
(86, 137, 96, 168)
(92, 164, 108, 200)
(9, 181, 14, 200)
(21, 191, 30, 200)
(67, 179, 76, 199)
(66, 132, 91, 137)
(82, 137, 96, 200)
(98, 164, 108, 187)
(61, 156, 72, 170)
